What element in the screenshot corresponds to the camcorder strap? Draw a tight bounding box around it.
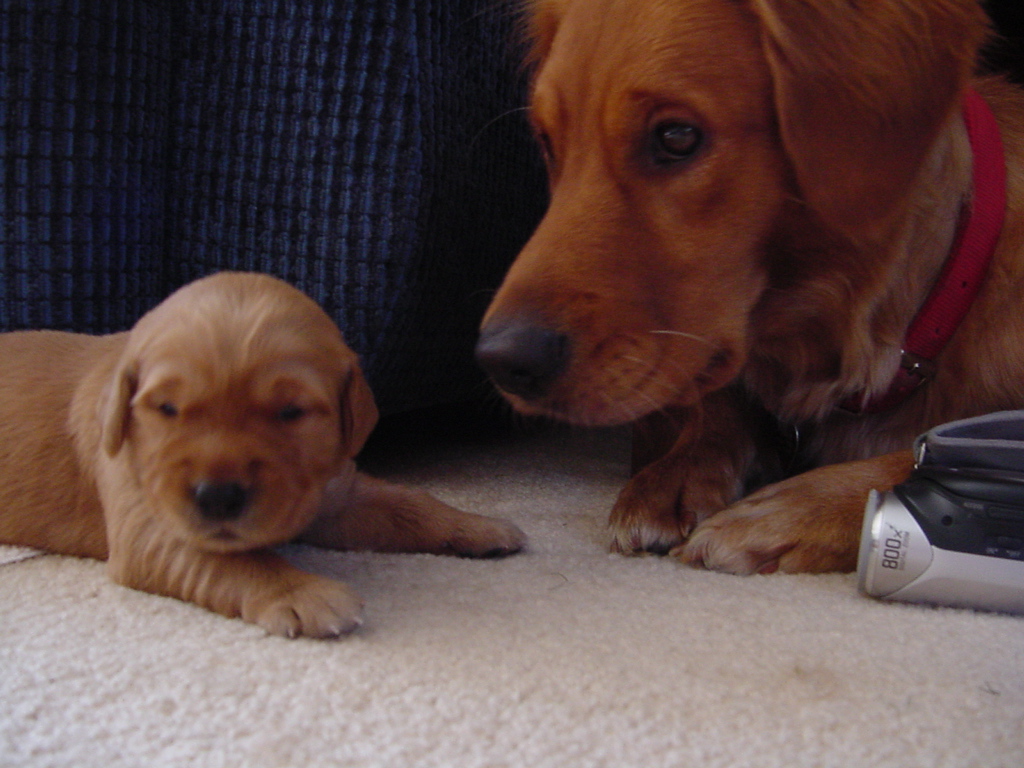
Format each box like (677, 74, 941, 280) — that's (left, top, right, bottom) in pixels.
(914, 410, 1024, 474)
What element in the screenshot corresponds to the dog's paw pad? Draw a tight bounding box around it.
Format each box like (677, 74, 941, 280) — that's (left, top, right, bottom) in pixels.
(253, 578, 364, 639)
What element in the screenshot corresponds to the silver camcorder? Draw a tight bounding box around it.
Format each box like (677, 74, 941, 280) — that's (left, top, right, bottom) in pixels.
(858, 411, 1024, 614)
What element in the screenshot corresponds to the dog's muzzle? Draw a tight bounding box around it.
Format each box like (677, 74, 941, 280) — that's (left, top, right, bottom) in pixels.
(475, 321, 570, 401)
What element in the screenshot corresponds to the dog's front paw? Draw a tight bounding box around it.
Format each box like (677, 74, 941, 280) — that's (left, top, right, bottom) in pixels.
(671, 469, 874, 575)
(248, 576, 364, 639)
(674, 454, 915, 574)
(608, 466, 694, 554)
(609, 453, 741, 555)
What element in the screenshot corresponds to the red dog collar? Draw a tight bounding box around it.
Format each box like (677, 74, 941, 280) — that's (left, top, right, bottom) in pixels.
(842, 88, 1007, 415)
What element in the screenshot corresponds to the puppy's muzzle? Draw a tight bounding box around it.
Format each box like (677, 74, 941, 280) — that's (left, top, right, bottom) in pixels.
(192, 480, 251, 522)
(476, 320, 570, 401)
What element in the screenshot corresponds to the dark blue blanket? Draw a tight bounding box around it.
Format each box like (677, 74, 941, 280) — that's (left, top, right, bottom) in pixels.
(1, 0, 547, 413)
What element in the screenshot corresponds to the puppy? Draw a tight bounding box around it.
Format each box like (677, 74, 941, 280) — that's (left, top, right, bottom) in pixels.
(477, 0, 1024, 574)
(0, 272, 525, 637)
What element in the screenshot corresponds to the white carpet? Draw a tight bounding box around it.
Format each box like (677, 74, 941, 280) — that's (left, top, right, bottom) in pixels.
(2, 421, 1023, 768)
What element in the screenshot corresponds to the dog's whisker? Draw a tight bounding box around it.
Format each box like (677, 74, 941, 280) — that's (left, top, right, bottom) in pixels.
(620, 354, 651, 368)
(599, 388, 645, 426)
(600, 347, 696, 408)
(469, 106, 532, 150)
(598, 362, 685, 422)
(623, 353, 695, 398)
(649, 330, 718, 350)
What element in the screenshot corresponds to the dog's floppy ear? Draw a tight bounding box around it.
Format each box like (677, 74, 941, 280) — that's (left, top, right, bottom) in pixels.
(100, 356, 139, 457)
(749, 0, 988, 240)
(339, 362, 378, 458)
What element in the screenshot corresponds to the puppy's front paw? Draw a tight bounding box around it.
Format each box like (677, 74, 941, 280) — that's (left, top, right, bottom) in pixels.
(307, 474, 527, 557)
(248, 576, 364, 639)
(444, 514, 527, 558)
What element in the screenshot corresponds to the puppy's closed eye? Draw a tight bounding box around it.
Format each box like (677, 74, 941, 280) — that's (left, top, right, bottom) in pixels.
(157, 402, 178, 418)
(275, 404, 306, 423)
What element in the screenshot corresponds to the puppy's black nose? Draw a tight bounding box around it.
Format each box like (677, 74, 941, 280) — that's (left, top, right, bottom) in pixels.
(193, 481, 250, 521)
(476, 321, 570, 401)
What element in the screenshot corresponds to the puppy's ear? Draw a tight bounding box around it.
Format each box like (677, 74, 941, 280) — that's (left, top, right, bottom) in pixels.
(522, 0, 568, 75)
(339, 363, 378, 458)
(749, 0, 987, 240)
(101, 357, 139, 457)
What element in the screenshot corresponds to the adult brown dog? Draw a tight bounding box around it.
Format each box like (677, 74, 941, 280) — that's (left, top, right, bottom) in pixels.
(0, 272, 525, 637)
(477, 0, 1024, 574)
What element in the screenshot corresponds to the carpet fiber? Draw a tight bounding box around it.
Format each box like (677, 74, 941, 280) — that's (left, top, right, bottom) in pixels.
(2, 422, 1023, 767)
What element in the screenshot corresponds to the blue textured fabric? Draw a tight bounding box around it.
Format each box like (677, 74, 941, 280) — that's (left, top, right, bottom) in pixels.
(2, 0, 172, 331)
(1, 0, 547, 413)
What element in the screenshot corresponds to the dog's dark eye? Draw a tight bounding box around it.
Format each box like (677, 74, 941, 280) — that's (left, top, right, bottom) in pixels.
(157, 402, 178, 418)
(276, 405, 305, 423)
(652, 122, 703, 164)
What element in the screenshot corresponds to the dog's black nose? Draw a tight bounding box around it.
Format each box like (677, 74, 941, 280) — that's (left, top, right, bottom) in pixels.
(476, 321, 570, 401)
(193, 481, 250, 521)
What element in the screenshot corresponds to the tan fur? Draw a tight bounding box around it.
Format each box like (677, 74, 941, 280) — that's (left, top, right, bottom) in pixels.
(481, 0, 1024, 573)
(0, 272, 525, 636)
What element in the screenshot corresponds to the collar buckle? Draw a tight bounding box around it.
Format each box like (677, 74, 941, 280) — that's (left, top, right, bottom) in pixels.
(899, 350, 937, 383)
